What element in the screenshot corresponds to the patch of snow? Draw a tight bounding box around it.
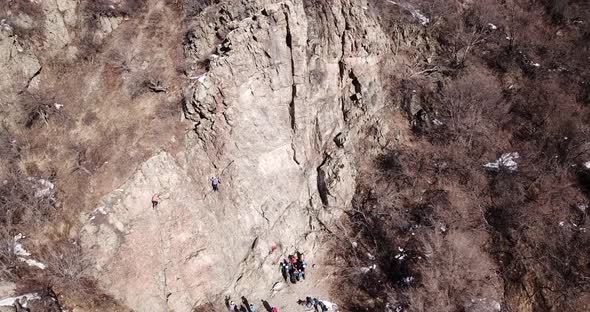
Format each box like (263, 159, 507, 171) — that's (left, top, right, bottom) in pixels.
(395, 247, 408, 260)
(197, 74, 207, 83)
(367, 252, 375, 260)
(559, 221, 565, 227)
(483, 152, 519, 172)
(351, 241, 358, 248)
(432, 118, 443, 126)
(19, 258, 47, 270)
(13, 234, 46, 270)
(386, 0, 430, 25)
(0, 293, 40, 307)
(583, 161, 590, 169)
(26, 178, 55, 198)
(532, 63, 540, 67)
(359, 264, 377, 273)
(54, 103, 63, 110)
(506, 36, 511, 40)
(13, 234, 30, 257)
(488, 23, 497, 30)
(402, 276, 414, 285)
(576, 203, 587, 213)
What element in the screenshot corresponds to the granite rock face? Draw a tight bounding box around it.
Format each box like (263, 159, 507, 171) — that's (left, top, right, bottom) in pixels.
(80, 0, 398, 310)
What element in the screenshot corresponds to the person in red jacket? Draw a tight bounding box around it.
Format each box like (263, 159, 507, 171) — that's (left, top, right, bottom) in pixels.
(152, 194, 160, 208)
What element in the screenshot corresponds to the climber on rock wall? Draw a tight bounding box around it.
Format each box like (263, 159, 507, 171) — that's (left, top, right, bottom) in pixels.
(211, 176, 221, 192)
(151, 194, 160, 208)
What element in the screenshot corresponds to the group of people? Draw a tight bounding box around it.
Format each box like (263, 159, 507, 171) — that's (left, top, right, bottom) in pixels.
(297, 297, 331, 312)
(226, 296, 278, 312)
(279, 252, 307, 284)
(152, 179, 331, 311)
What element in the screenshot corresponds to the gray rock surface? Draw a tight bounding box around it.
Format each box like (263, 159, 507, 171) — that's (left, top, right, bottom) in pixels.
(0, 24, 41, 98)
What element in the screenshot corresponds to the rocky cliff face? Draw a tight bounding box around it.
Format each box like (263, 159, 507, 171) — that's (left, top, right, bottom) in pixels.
(78, 0, 399, 310)
(1, 0, 437, 310)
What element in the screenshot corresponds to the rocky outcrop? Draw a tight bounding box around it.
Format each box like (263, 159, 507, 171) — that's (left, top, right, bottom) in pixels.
(0, 20, 41, 119)
(41, 0, 77, 51)
(80, 0, 400, 310)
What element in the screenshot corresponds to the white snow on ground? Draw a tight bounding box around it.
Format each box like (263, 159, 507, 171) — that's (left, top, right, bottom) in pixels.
(584, 161, 590, 169)
(0, 293, 40, 307)
(13, 234, 46, 270)
(359, 264, 377, 273)
(395, 247, 407, 260)
(488, 23, 497, 30)
(13, 234, 31, 257)
(483, 152, 519, 172)
(386, 0, 430, 25)
(19, 258, 47, 270)
(532, 63, 541, 67)
(27, 178, 55, 198)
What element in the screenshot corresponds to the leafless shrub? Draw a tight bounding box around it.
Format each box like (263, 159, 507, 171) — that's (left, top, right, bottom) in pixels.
(543, 0, 568, 22)
(439, 69, 504, 152)
(0, 227, 18, 281)
(147, 79, 167, 93)
(20, 94, 66, 129)
(43, 241, 92, 290)
(108, 49, 138, 74)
